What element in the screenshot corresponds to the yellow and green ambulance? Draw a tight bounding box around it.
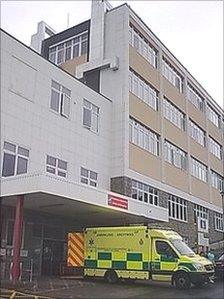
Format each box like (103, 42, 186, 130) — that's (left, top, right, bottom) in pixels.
(67, 225, 214, 289)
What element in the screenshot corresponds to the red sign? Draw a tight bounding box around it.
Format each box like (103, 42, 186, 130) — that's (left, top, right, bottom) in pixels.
(108, 195, 128, 210)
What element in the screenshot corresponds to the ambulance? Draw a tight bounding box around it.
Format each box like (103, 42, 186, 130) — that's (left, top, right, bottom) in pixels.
(67, 225, 214, 289)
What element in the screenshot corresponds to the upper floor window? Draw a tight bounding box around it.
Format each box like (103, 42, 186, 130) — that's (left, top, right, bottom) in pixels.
(164, 98, 186, 131)
(207, 105, 220, 128)
(211, 170, 223, 192)
(46, 155, 67, 178)
(2, 141, 29, 177)
(83, 99, 99, 133)
(209, 136, 222, 159)
(162, 59, 183, 92)
(131, 180, 158, 206)
(49, 32, 88, 65)
(164, 140, 187, 170)
(194, 204, 209, 231)
(188, 119, 206, 147)
(80, 167, 98, 187)
(187, 84, 204, 112)
(168, 195, 187, 222)
(129, 118, 160, 156)
(129, 25, 157, 68)
(129, 69, 158, 110)
(50, 80, 71, 118)
(214, 212, 223, 232)
(190, 157, 207, 183)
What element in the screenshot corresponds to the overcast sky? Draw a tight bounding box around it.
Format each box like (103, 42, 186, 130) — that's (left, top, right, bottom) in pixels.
(1, 0, 223, 108)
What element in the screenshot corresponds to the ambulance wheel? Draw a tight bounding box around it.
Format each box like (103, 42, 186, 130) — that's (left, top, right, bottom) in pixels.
(174, 272, 191, 289)
(105, 270, 118, 284)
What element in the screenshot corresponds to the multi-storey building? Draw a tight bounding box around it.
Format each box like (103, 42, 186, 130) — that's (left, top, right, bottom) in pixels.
(1, 0, 223, 280)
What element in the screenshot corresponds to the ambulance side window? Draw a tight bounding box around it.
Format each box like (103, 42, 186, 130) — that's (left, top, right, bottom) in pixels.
(156, 240, 178, 259)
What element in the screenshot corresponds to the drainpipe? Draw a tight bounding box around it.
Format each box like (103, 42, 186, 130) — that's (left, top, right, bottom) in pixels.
(11, 195, 24, 283)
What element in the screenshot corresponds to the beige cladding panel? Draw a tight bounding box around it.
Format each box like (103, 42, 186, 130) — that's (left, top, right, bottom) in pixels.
(164, 163, 189, 193)
(189, 139, 208, 165)
(164, 119, 188, 151)
(129, 143, 161, 181)
(163, 78, 186, 112)
(59, 54, 87, 76)
(188, 102, 206, 130)
(209, 154, 223, 175)
(207, 122, 223, 145)
(129, 93, 161, 133)
(211, 189, 223, 208)
(190, 177, 210, 202)
(129, 45, 160, 90)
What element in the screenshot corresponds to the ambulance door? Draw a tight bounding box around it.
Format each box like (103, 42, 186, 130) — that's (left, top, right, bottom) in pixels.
(151, 239, 179, 281)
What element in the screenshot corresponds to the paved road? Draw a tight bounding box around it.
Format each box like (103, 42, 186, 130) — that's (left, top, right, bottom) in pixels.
(18, 278, 223, 299)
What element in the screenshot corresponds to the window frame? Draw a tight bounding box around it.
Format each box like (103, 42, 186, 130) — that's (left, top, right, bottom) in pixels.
(46, 155, 68, 178)
(164, 140, 187, 171)
(190, 157, 208, 183)
(168, 195, 187, 222)
(188, 119, 206, 147)
(209, 136, 222, 159)
(164, 98, 186, 131)
(162, 59, 183, 92)
(50, 80, 71, 118)
(80, 167, 98, 187)
(131, 180, 159, 206)
(83, 99, 100, 133)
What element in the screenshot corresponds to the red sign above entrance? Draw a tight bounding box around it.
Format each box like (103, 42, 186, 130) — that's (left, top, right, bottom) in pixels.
(108, 195, 128, 210)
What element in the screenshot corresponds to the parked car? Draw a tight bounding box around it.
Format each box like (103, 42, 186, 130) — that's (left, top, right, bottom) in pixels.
(214, 253, 224, 279)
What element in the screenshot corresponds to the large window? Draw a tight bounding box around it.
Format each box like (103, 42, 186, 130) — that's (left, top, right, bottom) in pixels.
(187, 84, 204, 112)
(129, 118, 160, 156)
(164, 98, 186, 131)
(211, 170, 223, 191)
(49, 32, 88, 65)
(214, 212, 223, 232)
(129, 25, 157, 67)
(194, 204, 208, 230)
(164, 140, 187, 170)
(190, 157, 208, 182)
(2, 141, 29, 177)
(83, 99, 99, 133)
(207, 105, 220, 128)
(50, 80, 71, 118)
(129, 69, 158, 110)
(188, 119, 206, 147)
(168, 195, 187, 222)
(162, 59, 183, 92)
(131, 180, 158, 205)
(80, 167, 98, 187)
(46, 155, 68, 178)
(209, 136, 222, 159)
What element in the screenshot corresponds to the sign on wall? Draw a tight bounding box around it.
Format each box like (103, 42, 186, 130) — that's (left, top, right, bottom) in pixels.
(108, 195, 128, 210)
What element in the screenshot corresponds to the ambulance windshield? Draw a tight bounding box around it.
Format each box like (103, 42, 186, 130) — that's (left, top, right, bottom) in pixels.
(171, 239, 195, 256)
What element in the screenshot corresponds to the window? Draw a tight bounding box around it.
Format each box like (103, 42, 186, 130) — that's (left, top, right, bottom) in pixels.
(164, 98, 186, 130)
(129, 118, 160, 156)
(46, 155, 67, 178)
(156, 241, 178, 259)
(2, 141, 29, 177)
(164, 140, 187, 170)
(209, 137, 222, 159)
(190, 157, 208, 182)
(129, 25, 157, 67)
(83, 99, 99, 133)
(49, 32, 88, 65)
(129, 69, 158, 110)
(168, 195, 187, 222)
(50, 80, 71, 118)
(162, 59, 183, 92)
(194, 204, 208, 223)
(214, 212, 223, 232)
(188, 119, 206, 147)
(187, 84, 204, 112)
(80, 167, 98, 187)
(131, 180, 158, 205)
(207, 105, 220, 128)
(211, 170, 223, 191)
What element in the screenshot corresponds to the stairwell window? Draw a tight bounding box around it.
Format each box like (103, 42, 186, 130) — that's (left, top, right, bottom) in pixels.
(168, 195, 187, 222)
(164, 140, 187, 170)
(2, 141, 29, 177)
(80, 167, 98, 187)
(46, 155, 67, 178)
(83, 99, 99, 133)
(50, 80, 71, 118)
